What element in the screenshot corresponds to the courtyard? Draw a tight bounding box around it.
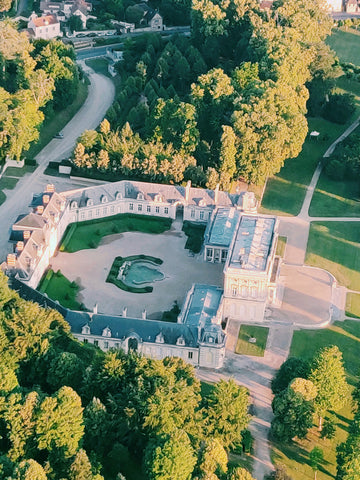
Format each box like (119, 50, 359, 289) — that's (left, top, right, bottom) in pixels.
(50, 219, 224, 318)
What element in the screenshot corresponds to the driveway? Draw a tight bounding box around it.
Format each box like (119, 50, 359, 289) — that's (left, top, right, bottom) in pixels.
(0, 70, 115, 262)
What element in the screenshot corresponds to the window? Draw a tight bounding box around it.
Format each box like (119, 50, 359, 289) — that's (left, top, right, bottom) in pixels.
(188, 352, 193, 359)
(164, 207, 168, 214)
(129, 203, 133, 211)
(190, 209, 195, 218)
(88, 211, 92, 219)
(138, 204, 142, 211)
(222, 250, 227, 261)
(80, 212, 85, 220)
(94, 340, 99, 347)
(200, 210, 204, 220)
(155, 206, 160, 213)
(104, 341, 109, 349)
(206, 248, 213, 259)
(103, 208, 107, 215)
(83, 338, 88, 344)
(96, 209, 100, 217)
(110, 206, 115, 213)
(147, 205, 151, 213)
(232, 286, 237, 296)
(115, 342, 120, 349)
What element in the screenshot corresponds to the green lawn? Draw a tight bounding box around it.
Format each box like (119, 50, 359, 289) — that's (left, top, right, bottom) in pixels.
(276, 236, 287, 258)
(85, 58, 112, 77)
(3, 165, 37, 177)
(61, 214, 172, 252)
(305, 222, 360, 290)
(327, 28, 360, 66)
(38, 269, 82, 310)
(0, 177, 18, 190)
(260, 117, 345, 216)
(26, 81, 89, 160)
(346, 292, 360, 318)
(235, 325, 269, 356)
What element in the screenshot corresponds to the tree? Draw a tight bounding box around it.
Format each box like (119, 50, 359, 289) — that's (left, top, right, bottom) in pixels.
(198, 439, 228, 478)
(13, 459, 47, 480)
(271, 358, 310, 394)
(337, 410, 360, 480)
(271, 387, 314, 442)
(218, 125, 237, 189)
(227, 467, 256, 480)
(309, 447, 323, 480)
(289, 378, 317, 402)
(264, 465, 293, 480)
(69, 15, 83, 33)
(323, 93, 356, 125)
(69, 449, 95, 480)
(309, 346, 351, 430)
(145, 430, 196, 480)
(204, 379, 250, 449)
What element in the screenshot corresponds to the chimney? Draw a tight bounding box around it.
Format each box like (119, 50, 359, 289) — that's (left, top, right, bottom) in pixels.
(185, 180, 191, 202)
(46, 184, 55, 193)
(23, 230, 30, 240)
(43, 194, 50, 205)
(7, 254, 16, 266)
(16, 241, 24, 252)
(122, 307, 127, 317)
(214, 183, 220, 204)
(37, 205, 44, 214)
(142, 309, 146, 320)
(93, 303, 98, 314)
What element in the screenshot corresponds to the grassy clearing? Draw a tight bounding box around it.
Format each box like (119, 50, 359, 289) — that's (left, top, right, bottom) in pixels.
(85, 58, 111, 77)
(276, 236, 287, 258)
(182, 221, 206, 254)
(346, 292, 360, 318)
(235, 325, 269, 356)
(38, 269, 82, 310)
(305, 222, 360, 290)
(26, 81, 89, 160)
(61, 214, 172, 252)
(326, 28, 360, 66)
(260, 117, 344, 216)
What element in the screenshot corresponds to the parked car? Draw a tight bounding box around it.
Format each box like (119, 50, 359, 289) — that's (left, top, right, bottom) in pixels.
(54, 132, 64, 139)
(87, 33, 97, 37)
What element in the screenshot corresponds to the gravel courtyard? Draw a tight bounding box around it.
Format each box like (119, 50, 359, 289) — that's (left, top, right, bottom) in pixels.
(50, 222, 224, 319)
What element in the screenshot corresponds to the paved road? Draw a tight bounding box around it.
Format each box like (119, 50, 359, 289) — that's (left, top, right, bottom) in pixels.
(0, 67, 115, 260)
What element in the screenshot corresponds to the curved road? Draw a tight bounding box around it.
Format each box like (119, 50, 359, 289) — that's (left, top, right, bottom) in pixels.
(0, 68, 115, 259)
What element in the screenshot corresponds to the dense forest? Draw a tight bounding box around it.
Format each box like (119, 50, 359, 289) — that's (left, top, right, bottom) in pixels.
(0, 272, 253, 480)
(72, 0, 341, 187)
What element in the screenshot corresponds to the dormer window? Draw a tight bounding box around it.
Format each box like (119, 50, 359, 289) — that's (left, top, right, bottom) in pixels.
(154, 194, 163, 203)
(137, 192, 145, 200)
(155, 332, 165, 343)
(115, 192, 122, 200)
(70, 201, 77, 210)
(208, 336, 214, 343)
(87, 198, 94, 207)
(102, 327, 112, 337)
(81, 324, 90, 335)
(176, 336, 185, 346)
(199, 199, 206, 207)
(101, 195, 108, 204)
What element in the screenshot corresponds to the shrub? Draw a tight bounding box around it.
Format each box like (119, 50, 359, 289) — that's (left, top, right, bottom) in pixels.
(323, 92, 356, 124)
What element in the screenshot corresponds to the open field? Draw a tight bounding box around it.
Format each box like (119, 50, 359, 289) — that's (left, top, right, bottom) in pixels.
(326, 28, 360, 65)
(305, 222, 360, 290)
(235, 325, 269, 356)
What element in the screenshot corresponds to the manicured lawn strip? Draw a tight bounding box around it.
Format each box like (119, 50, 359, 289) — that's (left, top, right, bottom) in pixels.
(182, 221, 206, 253)
(346, 292, 360, 318)
(85, 58, 111, 77)
(62, 214, 172, 252)
(235, 325, 269, 356)
(271, 403, 353, 480)
(26, 81, 89, 160)
(4, 165, 37, 177)
(326, 28, 360, 66)
(276, 236, 287, 258)
(309, 173, 360, 217)
(38, 269, 82, 310)
(106, 255, 163, 293)
(0, 177, 19, 190)
(305, 222, 360, 290)
(0, 191, 6, 206)
(260, 117, 344, 216)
